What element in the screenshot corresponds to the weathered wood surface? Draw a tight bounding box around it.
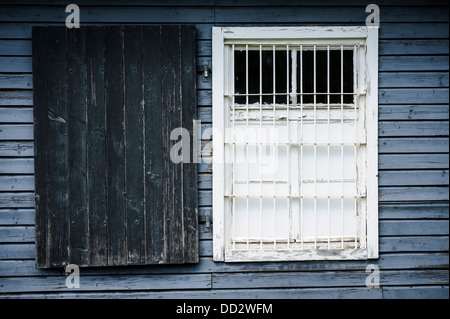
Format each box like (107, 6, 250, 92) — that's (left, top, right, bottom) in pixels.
(32, 26, 198, 268)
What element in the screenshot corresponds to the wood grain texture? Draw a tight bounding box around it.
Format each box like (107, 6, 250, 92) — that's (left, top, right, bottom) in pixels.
(32, 25, 198, 268)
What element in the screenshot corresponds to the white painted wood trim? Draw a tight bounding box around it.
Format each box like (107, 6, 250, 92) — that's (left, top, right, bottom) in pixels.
(365, 27, 379, 259)
(222, 26, 368, 40)
(212, 27, 225, 261)
(212, 26, 379, 262)
(225, 249, 368, 262)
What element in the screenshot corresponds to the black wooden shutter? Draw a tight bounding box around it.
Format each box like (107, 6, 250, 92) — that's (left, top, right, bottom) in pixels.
(33, 26, 198, 268)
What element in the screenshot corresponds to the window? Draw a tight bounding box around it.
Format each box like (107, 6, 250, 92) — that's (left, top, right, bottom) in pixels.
(212, 27, 379, 262)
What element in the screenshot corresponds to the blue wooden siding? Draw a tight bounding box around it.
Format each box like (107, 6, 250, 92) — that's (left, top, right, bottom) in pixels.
(0, 1, 448, 299)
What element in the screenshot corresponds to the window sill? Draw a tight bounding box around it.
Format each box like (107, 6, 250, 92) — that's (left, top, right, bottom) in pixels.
(223, 248, 369, 262)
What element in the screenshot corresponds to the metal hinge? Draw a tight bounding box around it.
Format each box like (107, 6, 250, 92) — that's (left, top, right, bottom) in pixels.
(198, 213, 212, 232)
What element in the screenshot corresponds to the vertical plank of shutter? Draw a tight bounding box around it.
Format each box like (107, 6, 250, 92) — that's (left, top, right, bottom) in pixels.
(66, 28, 88, 266)
(180, 25, 199, 263)
(32, 27, 49, 268)
(86, 26, 107, 266)
(161, 25, 183, 263)
(143, 26, 164, 264)
(46, 27, 69, 267)
(104, 26, 126, 266)
(124, 26, 145, 265)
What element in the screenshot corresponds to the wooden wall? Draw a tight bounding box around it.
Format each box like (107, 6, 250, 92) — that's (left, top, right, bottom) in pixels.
(0, 0, 448, 298)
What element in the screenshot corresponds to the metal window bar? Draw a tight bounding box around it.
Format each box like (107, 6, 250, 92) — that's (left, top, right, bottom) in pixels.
(286, 45, 291, 250)
(259, 45, 263, 250)
(299, 44, 304, 250)
(272, 44, 277, 249)
(231, 44, 236, 250)
(246, 44, 250, 250)
(226, 43, 361, 252)
(353, 44, 358, 249)
(340, 45, 345, 250)
(313, 45, 318, 250)
(327, 45, 331, 250)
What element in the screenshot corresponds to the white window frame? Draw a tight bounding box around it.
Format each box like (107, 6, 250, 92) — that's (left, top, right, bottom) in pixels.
(212, 26, 379, 262)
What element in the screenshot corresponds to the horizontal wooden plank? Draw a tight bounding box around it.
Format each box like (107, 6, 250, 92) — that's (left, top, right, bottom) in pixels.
(379, 186, 449, 202)
(0, 244, 35, 259)
(0, 40, 31, 56)
(379, 56, 449, 71)
(382, 286, 449, 299)
(1, 22, 448, 40)
(380, 236, 449, 252)
(214, 7, 449, 23)
(0, 192, 34, 208)
(0, 57, 31, 72)
(379, 220, 449, 236)
(0, 74, 33, 89)
(0, 287, 382, 299)
(0, 252, 448, 276)
(0, 6, 215, 23)
(379, 154, 449, 169)
(380, 40, 449, 55)
(380, 23, 449, 39)
(0, 91, 32, 106)
(0, 142, 34, 156)
(215, 0, 450, 6)
(0, 175, 34, 191)
(379, 89, 449, 105)
(0, 107, 33, 123)
(212, 270, 449, 289)
(379, 170, 448, 186)
(379, 72, 449, 88)
(379, 203, 449, 219)
(0, 124, 33, 140)
(379, 105, 449, 121)
(379, 121, 449, 137)
(0, 158, 34, 174)
(0, 226, 34, 243)
(0, 273, 212, 293)
(1, 286, 447, 299)
(0, 209, 34, 225)
(379, 138, 449, 153)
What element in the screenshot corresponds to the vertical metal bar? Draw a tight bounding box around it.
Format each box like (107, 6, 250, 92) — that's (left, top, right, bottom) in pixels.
(313, 45, 317, 250)
(259, 45, 263, 250)
(286, 45, 291, 249)
(340, 45, 344, 249)
(299, 44, 303, 250)
(272, 45, 277, 249)
(231, 44, 236, 250)
(291, 49, 297, 105)
(327, 45, 331, 249)
(246, 44, 250, 250)
(353, 44, 358, 249)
